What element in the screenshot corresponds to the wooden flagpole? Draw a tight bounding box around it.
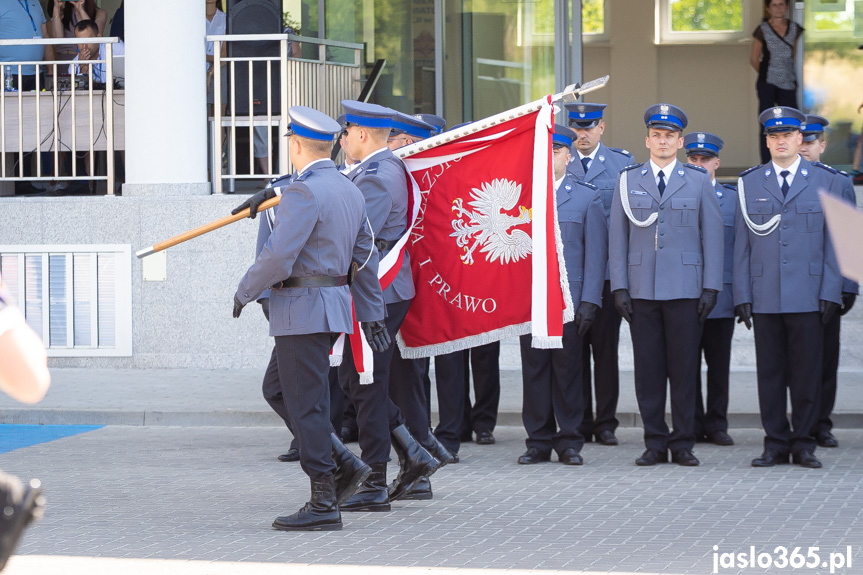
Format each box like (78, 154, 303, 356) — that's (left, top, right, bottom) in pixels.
(135, 196, 282, 258)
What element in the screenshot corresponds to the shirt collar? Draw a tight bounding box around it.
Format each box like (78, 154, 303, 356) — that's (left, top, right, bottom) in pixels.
(360, 147, 389, 165)
(578, 145, 599, 162)
(553, 175, 566, 191)
(772, 154, 801, 178)
(298, 158, 330, 175)
(649, 159, 676, 181)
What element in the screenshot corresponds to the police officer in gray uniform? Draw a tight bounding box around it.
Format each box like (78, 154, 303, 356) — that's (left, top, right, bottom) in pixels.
(734, 106, 843, 469)
(232, 106, 389, 531)
(684, 131, 737, 447)
(609, 104, 724, 467)
(337, 101, 440, 511)
(798, 115, 859, 449)
(518, 124, 607, 465)
(565, 102, 634, 446)
(239, 174, 354, 465)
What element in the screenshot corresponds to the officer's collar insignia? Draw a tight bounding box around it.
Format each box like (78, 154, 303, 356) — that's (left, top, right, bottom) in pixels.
(716, 190, 723, 198)
(773, 107, 783, 117)
(641, 168, 649, 176)
(598, 155, 605, 162)
(660, 104, 669, 115)
(564, 184, 572, 191)
(765, 169, 771, 177)
(678, 169, 684, 177)
(801, 168, 808, 177)
(697, 133, 706, 142)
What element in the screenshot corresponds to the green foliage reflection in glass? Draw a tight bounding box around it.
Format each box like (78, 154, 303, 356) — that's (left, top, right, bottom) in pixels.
(670, 0, 742, 32)
(582, 0, 604, 34)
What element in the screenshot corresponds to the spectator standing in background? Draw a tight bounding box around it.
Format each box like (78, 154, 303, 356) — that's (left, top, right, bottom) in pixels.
(109, 0, 124, 42)
(750, 0, 803, 164)
(0, 0, 53, 90)
(49, 0, 107, 65)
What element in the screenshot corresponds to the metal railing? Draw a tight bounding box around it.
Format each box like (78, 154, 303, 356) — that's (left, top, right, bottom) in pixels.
(208, 33, 363, 194)
(0, 38, 120, 195)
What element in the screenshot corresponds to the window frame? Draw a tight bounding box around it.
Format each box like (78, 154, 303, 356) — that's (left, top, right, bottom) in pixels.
(656, 0, 750, 45)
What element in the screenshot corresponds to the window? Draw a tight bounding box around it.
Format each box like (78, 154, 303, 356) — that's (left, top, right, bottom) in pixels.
(582, 0, 609, 42)
(0, 245, 132, 357)
(657, 0, 748, 44)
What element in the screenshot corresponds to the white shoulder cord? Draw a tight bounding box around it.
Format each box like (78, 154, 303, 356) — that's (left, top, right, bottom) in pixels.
(737, 176, 781, 236)
(619, 169, 658, 228)
(357, 217, 375, 272)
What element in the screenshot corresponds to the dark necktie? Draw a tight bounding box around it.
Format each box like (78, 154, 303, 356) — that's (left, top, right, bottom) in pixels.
(581, 157, 590, 173)
(657, 170, 666, 196)
(780, 170, 790, 197)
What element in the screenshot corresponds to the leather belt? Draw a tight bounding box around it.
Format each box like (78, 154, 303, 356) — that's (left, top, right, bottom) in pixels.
(375, 239, 395, 251)
(271, 275, 348, 289)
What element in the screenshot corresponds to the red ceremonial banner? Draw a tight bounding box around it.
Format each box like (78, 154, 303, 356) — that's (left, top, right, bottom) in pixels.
(397, 103, 569, 358)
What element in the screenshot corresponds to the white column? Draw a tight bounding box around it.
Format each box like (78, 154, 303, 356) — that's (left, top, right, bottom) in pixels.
(123, 0, 209, 196)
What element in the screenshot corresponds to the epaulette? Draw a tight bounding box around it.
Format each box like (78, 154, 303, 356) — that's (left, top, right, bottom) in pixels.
(839, 169, 850, 178)
(621, 163, 643, 172)
(607, 146, 632, 158)
(683, 163, 707, 174)
(738, 164, 764, 178)
(720, 182, 737, 192)
(269, 173, 293, 187)
(812, 161, 839, 176)
(363, 162, 379, 176)
(576, 179, 597, 190)
(294, 170, 312, 182)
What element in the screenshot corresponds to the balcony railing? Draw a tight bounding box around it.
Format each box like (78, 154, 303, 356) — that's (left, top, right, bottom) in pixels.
(0, 37, 120, 195)
(208, 33, 364, 194)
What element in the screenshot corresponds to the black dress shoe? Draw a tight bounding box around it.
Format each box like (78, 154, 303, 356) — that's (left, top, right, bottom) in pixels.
(278, 448, 300, 462)
(671, 449, 700, 466)
(694, 433, 708, 443)
(751, 448, 790, 467)
(815, 430, 838, 448)
(706, 430, 734, 446)
(596, 430, 618, 446)
(559, 448, 583, 465)
(517, 447, 551, 464)
(475, 430, 495, 445)
(341, 426, 358, 443)
(450, 452, 459, 464)
(635, 448, 668, 466)
(793, 450, 823, 469)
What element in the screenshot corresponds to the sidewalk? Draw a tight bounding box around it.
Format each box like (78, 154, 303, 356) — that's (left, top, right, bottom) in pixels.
(3, 367, 863, 428)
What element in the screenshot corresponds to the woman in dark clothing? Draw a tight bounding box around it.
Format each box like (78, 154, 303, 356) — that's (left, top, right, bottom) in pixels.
(750, 0, 804, 163)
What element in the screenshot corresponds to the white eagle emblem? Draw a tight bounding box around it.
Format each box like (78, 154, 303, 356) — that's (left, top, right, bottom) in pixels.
(450, 178, 532, 265)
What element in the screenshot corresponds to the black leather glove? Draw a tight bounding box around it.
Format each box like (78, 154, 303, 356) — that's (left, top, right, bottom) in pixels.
(734, 303, 752, 330)
(613, 289, 633, 324)
(231, 186, 276, 219)
(361, 320, 392, 353)
(820, 299, 840, 325)
(840, 292, 856, 316)
(233, 295, 245, 318)
(696, 289, 719, 325)
(259, 298, 270, 321)
(575, 302, 599, 338)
